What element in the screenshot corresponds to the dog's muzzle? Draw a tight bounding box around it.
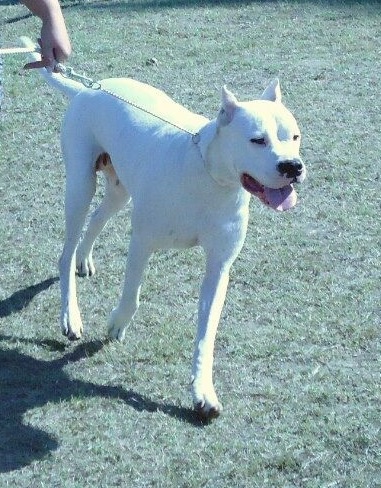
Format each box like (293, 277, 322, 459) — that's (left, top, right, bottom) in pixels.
(277, 159, 304, 182)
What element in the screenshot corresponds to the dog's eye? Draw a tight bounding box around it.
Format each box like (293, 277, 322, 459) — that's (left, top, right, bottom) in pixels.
(293, 134, 300, 141)
(250, 137, 266, 146)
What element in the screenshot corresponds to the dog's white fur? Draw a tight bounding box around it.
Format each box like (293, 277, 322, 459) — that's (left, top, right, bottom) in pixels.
(30, 48, 306, 417)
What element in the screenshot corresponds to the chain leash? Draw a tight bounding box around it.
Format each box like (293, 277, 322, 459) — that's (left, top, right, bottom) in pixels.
(55, 64, 201, 142)
(0, 40, 202, 144)
(55, 63, 101, 90)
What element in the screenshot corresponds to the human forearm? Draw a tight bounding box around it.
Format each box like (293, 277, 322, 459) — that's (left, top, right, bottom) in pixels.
(22, 0, 65, 23)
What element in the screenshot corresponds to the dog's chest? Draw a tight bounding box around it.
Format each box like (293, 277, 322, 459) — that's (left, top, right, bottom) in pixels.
(131, 178, 249, 251)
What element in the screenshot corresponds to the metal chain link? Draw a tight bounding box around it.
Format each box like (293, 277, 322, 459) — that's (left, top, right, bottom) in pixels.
(56, 64, 201, 139)
(55, 64, 101, 89)
(0, 41, 200, 140)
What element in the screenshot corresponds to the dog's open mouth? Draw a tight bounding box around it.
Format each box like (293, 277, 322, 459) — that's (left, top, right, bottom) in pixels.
(240, 173, 297, 211)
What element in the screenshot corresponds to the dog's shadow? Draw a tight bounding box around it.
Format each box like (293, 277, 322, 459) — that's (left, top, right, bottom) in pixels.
(0, 277, 59, 318)
(0, 279, 205, 473)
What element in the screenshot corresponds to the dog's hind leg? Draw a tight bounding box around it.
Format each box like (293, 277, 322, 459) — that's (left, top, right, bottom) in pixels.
(59, 152, 96, 340)
(108, 234, 151, 341)
(76, 153, 129, 277)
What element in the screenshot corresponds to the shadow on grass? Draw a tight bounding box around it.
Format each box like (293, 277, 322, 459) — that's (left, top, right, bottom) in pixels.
(0, 279, 206, 473)
(1, 0, 286, 9)
(2, 0, 260, 25)
(77, 0, 381, 9)
(0, 277, 59, 318)
(2, 0, 377, 24)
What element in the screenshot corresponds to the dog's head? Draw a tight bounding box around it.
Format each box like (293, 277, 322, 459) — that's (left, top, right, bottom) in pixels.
(213, 79, 306, 211)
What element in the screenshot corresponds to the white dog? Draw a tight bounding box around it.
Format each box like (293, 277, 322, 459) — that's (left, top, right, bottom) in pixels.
(30, 52, 306, 418)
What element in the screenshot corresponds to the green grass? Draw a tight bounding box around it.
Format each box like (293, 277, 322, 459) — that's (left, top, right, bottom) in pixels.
(0, 0, 380, 486)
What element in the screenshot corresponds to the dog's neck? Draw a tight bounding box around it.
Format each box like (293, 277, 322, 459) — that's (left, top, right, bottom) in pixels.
(197, 120, 241, 191)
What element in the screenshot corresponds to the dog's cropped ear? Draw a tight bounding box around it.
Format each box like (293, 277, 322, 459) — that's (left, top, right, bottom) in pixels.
(261, 78, 282, 103)
(218, 86, 238, 126)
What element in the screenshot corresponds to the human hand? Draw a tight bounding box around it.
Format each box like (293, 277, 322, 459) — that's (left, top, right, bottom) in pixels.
(24, 1, 71, 70)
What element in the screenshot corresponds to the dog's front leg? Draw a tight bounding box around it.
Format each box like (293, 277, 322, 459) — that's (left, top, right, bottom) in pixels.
(191, 257, 231, 419)
(108, 234, 151, 341)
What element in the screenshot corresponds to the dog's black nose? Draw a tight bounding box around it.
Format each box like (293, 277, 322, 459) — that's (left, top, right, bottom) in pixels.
(277, 160, 304, 180)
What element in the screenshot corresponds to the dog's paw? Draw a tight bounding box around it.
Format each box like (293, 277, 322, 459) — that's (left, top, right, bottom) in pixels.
(76, 255, 95, 277)
(194, 400, 222, 420)
(107, 310, 126, 342)
(191, 379, 222, 420)
(61, 308, 83, 341)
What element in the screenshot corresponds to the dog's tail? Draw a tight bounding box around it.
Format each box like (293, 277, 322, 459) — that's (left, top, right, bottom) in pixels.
(21, 37, 83, 99)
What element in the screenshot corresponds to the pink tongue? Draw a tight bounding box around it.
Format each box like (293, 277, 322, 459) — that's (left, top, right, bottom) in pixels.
(264, 185, 297, 211)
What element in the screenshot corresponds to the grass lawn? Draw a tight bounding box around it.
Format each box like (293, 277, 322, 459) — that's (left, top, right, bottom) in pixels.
(0, 0, 380, 486)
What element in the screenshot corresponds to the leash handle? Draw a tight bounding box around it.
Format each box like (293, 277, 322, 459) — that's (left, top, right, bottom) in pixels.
(0, 40, 99, 90)
(0, 37, 40, 56)
(0, 46, 38, 55)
